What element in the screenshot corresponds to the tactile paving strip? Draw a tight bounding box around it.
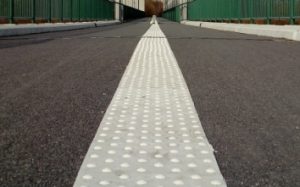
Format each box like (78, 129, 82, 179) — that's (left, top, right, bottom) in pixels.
(74, 22, 227, 187)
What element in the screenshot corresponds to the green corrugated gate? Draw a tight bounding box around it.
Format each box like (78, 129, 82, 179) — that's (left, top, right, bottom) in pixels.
(0, 0, 114, 23)
(162, 6, 180, 22)
(187, 0, 300, 24)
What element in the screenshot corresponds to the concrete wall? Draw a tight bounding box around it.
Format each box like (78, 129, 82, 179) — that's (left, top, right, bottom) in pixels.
(118, 0, 145, 11)
(164, 0, 188, 10)
(114, 0, 145, 21)
(115, 3, 121, 20)
(181, 4, 187, 20)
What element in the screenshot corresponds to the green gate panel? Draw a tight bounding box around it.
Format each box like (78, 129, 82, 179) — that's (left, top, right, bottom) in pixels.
(0, 0, 114, 23)
(187, 0, 300, 24)
(162, 6, 180, 22)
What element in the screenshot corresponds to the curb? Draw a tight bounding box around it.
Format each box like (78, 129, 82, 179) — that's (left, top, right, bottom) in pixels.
(0, 21, 120, 37)
(181, 21, 300, 41)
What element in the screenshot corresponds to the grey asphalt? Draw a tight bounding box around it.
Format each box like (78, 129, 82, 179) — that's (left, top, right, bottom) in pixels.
(1, 18, 299, 187)
(0, 18, 150, 186)
(159, 18, 300, 187)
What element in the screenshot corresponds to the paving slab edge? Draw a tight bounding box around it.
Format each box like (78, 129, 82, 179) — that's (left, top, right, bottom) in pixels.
(181, 21, 300, 41)
(0, 20, 120, 37)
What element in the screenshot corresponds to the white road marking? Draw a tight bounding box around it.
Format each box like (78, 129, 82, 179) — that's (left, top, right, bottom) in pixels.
(74, 20, 227, 187)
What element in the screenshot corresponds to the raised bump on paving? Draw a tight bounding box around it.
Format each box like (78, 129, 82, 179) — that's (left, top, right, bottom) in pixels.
(73, 19, 227, 187)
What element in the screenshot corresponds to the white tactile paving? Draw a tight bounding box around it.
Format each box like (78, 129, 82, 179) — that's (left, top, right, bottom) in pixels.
(74, 20, 227, 187)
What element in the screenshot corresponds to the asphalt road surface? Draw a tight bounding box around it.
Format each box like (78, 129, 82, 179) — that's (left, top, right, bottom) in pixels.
(0, 18, 150, 186)
(1, 18, 299, 187)
(159, 18, 300, 187)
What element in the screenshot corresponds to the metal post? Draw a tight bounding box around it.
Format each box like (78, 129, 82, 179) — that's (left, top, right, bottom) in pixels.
(48, 0, 52, 22)
(250, 0, 254, 23)
(289, 0, 295, 24)
(267, 0, 271, 24)
(229, 0, 231, 22)
(32, 0, 36, 23)
(70, 0, 73, 21)
(90, 0, 92, 20)
(61, 0, 64, 22)
(9, 0, 14, 23)
(87, 0, 89, 21)
(79, 0, 81, 21)
(237, 0, 241, 23)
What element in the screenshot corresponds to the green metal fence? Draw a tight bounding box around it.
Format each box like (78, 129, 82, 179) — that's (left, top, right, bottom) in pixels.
(162, 6, 180, 22)
(187, 0, 300, 24)
(0, 0, 114, 23)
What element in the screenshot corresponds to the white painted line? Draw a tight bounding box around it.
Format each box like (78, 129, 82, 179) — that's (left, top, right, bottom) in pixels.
(74, 19, 227, 187)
